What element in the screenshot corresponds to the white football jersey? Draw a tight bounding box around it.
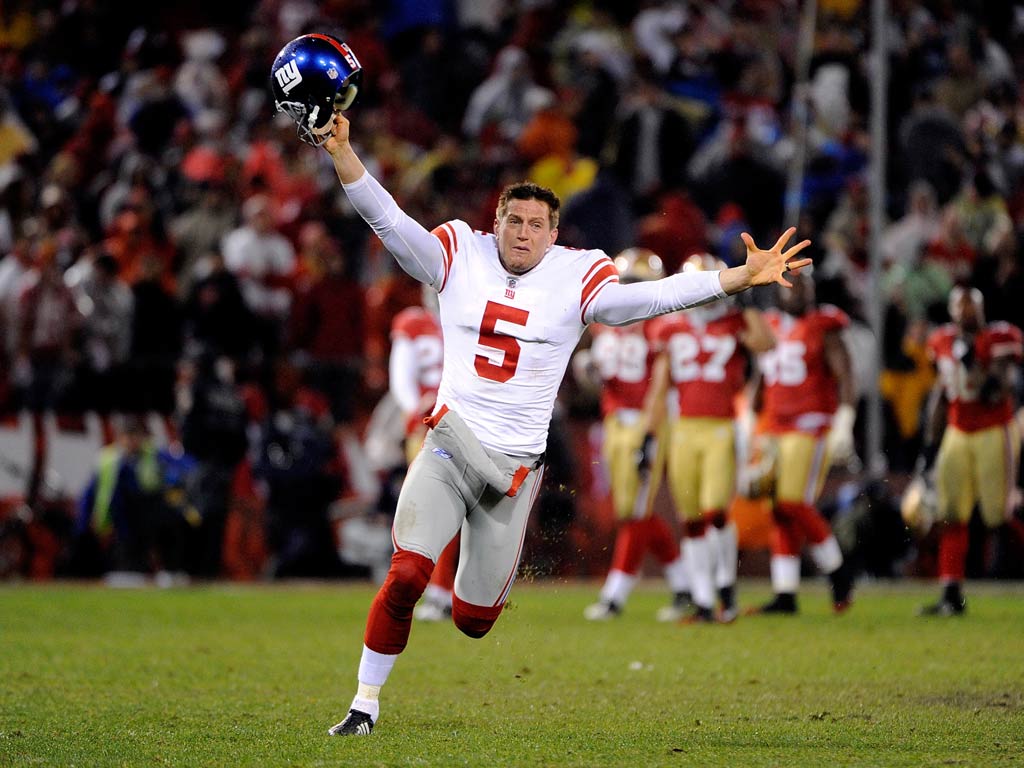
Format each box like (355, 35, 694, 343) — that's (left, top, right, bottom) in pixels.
(431, 219, 617, 456)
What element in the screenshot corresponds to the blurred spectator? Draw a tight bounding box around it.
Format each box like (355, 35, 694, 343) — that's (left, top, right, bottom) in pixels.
(65, 251, 134, 412)
(636, 189, 707, 274)
(462, 46, 554, 148)
(14, 239, 80, 412)
(183, 251, 255, 361)
(881, 180, 941, 269)
(127, 254, 183, 414)
(221, 194, 296, 355)
(170, 177, 237, 291)
(289, 232, 367, 424)
(68, 416, 188, 581)
(178, 353, 249, 578)
(611, 69, 693, 211)
(253, 358, 343, 578)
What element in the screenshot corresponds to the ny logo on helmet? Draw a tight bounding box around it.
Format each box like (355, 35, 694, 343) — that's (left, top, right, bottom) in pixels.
(274, 60, 303, 94)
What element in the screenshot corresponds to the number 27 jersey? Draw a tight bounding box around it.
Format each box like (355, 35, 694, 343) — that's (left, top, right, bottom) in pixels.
(431, 219, 618, 456)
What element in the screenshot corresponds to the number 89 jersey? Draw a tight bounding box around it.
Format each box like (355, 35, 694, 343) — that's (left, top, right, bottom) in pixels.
(654, 309, 747, 418)
(430, 219, 618, 456)
(590, 320, 665, 416)
(759, 306, 849, 434)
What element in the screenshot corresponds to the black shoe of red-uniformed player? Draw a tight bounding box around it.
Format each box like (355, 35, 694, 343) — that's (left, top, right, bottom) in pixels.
(746, 593, 798, 616)
(679, 606, 715, 625)
(328, 709, 374, 736)
(918, 596, 966, 617)
(829, 564, 854, 614)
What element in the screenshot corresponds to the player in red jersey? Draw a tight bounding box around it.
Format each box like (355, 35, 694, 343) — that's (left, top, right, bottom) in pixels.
(650, 253, 776, 622)
(387, 288, 460, 622)
(573, 248, 690, 621)
(914, 286, 1021, 615)
(748, 271, 856, 614)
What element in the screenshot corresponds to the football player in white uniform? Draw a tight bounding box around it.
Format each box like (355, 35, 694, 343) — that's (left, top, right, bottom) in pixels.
(313, 110, 811, 735)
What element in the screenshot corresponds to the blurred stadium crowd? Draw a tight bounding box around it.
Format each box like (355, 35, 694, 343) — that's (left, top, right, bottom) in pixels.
(0, 0, 1022, 584)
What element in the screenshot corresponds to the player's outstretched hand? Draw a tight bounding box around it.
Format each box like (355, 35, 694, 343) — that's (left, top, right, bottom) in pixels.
(323, 113, 350, 157)
(739, 227, 812, 288)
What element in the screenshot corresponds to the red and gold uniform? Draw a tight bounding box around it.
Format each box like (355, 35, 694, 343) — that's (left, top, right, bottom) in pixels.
(927, 321, 1022, 527)
(658, 308, 748, 520)
(590, 319, 668, 519)
(753, 302, 853, 612)
(655, 305, 754, 619)
(760, 305, 849, 504)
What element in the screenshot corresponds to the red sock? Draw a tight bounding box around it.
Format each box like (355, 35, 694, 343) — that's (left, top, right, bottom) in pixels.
(778, 501, 831, 545)
(646, 515, 680, 564)
(364, 549, 433, 654)
(771, 505, 804, 556)
(452, 594, 503, 638)
(610, 519, 646, 574)
(704, 510, 728, 529)
(683, 518, 707, 538)
(938, 523, 969, 581)
(428, 535, 459, 591)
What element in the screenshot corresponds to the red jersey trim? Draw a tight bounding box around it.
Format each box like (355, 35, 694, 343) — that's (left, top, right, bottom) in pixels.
(432, 223, 456, 292)
(580, 264, 618, 323)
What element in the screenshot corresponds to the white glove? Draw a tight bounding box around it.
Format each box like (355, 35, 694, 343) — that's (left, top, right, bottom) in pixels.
(827, 404, 856, 463)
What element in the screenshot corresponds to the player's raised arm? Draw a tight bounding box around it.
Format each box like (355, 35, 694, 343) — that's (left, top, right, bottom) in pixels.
(269, 34, 445, 287)
(587, 229, 813, 326)
(323, 114, 446, 287)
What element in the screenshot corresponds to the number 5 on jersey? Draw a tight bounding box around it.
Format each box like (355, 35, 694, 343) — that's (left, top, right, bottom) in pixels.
(475, 301, 530, 382)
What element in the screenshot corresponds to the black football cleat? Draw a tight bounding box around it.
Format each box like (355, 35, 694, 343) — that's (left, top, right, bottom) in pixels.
(829, 564, 854, 613)
(918, 597, 966, 617)
(328, 709, 374, 736)
(746, 593, 798, 616)
(679, 605, 715, 625)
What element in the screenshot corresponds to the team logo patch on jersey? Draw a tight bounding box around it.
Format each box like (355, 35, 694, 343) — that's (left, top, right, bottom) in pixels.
(432, 447, 453, 460)
(505, 277, 518, 300)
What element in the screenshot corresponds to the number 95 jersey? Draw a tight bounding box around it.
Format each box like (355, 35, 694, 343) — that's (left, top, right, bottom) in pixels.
(430, 219, 618, 456)
(759, 306, 849, 435)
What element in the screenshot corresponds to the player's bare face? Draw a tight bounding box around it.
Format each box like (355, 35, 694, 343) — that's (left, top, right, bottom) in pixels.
(494, 199, 558, 275)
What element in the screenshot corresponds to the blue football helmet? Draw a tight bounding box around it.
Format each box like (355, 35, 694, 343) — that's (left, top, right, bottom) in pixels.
(270, 33, 362, 146)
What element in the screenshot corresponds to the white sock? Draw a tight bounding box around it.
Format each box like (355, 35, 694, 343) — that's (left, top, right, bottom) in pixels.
(358, 645, 398, 688)
(713, 522, 738, 589)
(423, 583, 453, 607)
(663, 554, 689, 594)
(683, 535, 714, 610)
(599, 569, 637, 606)
(810, 535, 843, 574)
(351, 682, 381, 723)
(770, 555, 801, 593)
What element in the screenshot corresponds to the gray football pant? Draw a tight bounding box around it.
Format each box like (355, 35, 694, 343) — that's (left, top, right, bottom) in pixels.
(393, 430, 545, 608)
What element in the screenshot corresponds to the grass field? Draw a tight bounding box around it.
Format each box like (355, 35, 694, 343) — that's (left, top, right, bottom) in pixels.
(1, 580, 1022, 768)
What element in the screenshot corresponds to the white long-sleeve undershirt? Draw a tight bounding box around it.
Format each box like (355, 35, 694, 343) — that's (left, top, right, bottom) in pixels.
(342, 170, 729, 323)
(388, 336, 421, 414)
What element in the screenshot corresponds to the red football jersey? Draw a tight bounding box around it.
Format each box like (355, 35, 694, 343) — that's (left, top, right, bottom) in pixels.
(590, 318, 665, 416)
(760, 306, 849, 434)
(391, 306, 443, 401)
(926, 321, 1022, 432)
(655, 309, 748, 419)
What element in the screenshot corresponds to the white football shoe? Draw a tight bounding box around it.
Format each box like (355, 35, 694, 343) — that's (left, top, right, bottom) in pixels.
(583, 601, 622, 621)
(413, 600, 452, 622)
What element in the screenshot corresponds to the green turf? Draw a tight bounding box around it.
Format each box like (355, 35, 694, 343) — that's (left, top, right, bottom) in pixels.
(1, 580, 1022, 767)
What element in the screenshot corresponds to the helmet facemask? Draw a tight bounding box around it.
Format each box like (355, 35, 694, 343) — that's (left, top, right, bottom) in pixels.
(276, 77, 360, 147)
